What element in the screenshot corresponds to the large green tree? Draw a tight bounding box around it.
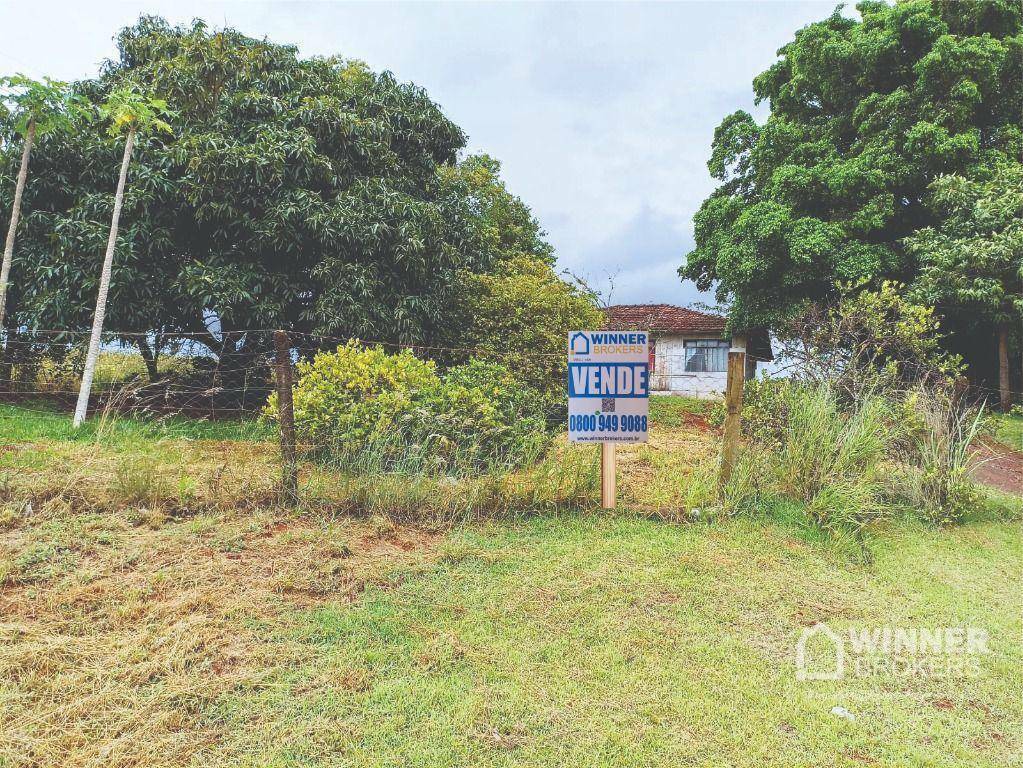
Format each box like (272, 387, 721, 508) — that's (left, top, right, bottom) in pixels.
(0, 17, 503, 363)
(682, 0, 1021, 336)
(432, 154, 600, 416)
(907, 165, 1023, 408)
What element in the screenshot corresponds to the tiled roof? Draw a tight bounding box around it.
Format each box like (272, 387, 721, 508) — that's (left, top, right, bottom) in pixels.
(604, 304, 727, 334)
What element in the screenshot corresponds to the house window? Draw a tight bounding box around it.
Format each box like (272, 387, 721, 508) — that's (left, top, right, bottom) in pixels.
(683, 339, 728, 372)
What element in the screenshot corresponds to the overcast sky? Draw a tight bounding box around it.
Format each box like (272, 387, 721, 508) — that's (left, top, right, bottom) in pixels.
(0, 0, 837, 307)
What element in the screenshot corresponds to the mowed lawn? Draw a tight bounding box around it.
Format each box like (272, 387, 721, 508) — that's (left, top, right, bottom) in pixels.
(0, 401, 1021, 767)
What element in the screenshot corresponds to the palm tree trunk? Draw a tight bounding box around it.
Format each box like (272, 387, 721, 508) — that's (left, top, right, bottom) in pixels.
(73, 127, 136, 428)
(997, 320, 1011, 412)
(0, 119, 36, 334)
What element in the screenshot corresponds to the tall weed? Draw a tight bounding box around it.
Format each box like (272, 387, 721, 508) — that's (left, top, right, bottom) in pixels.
(901, 387, 984, 524)
(726, 382, 897, 533)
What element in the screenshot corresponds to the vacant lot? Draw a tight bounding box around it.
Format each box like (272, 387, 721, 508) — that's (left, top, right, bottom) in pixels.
(1, 400, 1020, 767)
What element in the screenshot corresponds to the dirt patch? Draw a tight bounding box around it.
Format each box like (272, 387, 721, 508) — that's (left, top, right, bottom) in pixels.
(681, 411, 715, 433)
(971, 437, 1023, 495)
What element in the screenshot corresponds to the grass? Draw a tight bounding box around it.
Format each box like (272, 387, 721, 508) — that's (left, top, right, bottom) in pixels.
(12, 349, 204, 393)
(992, 412, 1023, 450)
(647, 394, 712, 428)
(1, 397, 1020, 766)
(0, 401, 271, 444)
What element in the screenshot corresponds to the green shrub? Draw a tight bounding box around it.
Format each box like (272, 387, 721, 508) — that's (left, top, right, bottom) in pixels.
(778, 385, 896, 529)
(721, 382, 897, 532)
(901, 386, 984, 525)
(266, 343, 551, 475)
(446, 255, 604, 420)
(709, 376, 794, 443)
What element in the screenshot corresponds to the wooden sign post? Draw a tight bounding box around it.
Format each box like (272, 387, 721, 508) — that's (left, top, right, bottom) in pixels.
(601, 442, 617, 509)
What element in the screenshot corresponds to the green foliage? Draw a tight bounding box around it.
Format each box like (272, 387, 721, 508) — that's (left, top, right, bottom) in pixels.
(993, 409, 1023, 449)
(900, 386, 985, 525)
(723, 376, 989, 529)
(777, 280, 962, 398)
(436, 154, 554, 266)
(682, 0, 1022, 331)
(709, 375, 794, 443)
(775, 385, 895, 530)
(0, 74, 88, 136)
(1, 18, 520, 353)
(269, 342, 439, 446)
(647, 395, 712, 429)
(266, 342, 550, 474)
(907, 163, 1023, 326)
(98, 86, 174, 137)
(723, 382, 897, 532)
(448, 255, 603, 415)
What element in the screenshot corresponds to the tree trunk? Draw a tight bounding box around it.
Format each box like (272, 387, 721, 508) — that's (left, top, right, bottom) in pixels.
(137, 336, 159, 382)
(73, 128, 136, 428)
(997, 320, 1011, 412)
(0, 120, 36, 333)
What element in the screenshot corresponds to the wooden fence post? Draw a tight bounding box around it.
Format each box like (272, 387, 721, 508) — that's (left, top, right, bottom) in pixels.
(273, 330, 298, 504)
(719, 346, 746, 488)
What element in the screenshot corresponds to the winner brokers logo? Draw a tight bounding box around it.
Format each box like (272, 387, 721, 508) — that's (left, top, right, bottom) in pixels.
(795, 622, 989, 681)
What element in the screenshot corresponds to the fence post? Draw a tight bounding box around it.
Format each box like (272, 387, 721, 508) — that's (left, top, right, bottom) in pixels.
(273, 330, 298, 505)
(719, 344, 746, 489)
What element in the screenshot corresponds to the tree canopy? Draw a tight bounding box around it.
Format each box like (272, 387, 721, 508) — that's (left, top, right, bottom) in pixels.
(681, 0, 1022, 331)
(907, 163, 1022, 328)
(0, 17, 548, 356)
(0, 75, 87, 138)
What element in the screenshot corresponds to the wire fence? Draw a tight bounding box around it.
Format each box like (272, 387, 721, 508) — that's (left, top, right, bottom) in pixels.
(1, 326, 1017, 423)
(1, 327, 1016, 521)
(0, 328, 633, 518)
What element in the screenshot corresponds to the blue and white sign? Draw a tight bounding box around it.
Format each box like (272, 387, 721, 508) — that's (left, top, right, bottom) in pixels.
(568, 330, 649, 443)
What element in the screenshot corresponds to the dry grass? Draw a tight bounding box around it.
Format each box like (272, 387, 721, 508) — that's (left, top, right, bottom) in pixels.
(0, 498, 438, 767)
(616, 416, 718, 518)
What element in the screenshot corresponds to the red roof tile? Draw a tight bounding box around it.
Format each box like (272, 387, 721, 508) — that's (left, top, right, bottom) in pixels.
(604, 304, 727, 334)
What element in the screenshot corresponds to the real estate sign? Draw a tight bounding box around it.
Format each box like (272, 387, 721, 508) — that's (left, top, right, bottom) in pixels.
(567, 330, 649, 443)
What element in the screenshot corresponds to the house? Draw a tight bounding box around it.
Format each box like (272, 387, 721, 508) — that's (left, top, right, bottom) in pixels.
(604, 304, 772, 399)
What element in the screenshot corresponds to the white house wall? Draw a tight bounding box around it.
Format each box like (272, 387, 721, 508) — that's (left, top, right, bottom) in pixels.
(651, 333, 751, 399)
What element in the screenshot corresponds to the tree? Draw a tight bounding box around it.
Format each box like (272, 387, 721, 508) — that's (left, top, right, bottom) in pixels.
(449, 255, 602, 416)
(776, 280, 962, 400)
(0, 75, 85, 332)
(72, 86, 172, 427)
(681, 0, 1021, 339)
(906, 165, 1023, 409)
(8, 17, 497, 364)
(432, 153, 599, 415)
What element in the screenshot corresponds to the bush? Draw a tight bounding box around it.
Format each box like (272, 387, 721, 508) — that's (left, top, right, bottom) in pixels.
(446, 256, 603, 420)
(265, 343, 551, 475)
(721, 381, 898, 532)
(776, 281, 962, 400)
(723, 378, 987, 529)
(900, 386, 984, 525)
(709, 375, 793, 444)
(775, 385, 895, 530)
